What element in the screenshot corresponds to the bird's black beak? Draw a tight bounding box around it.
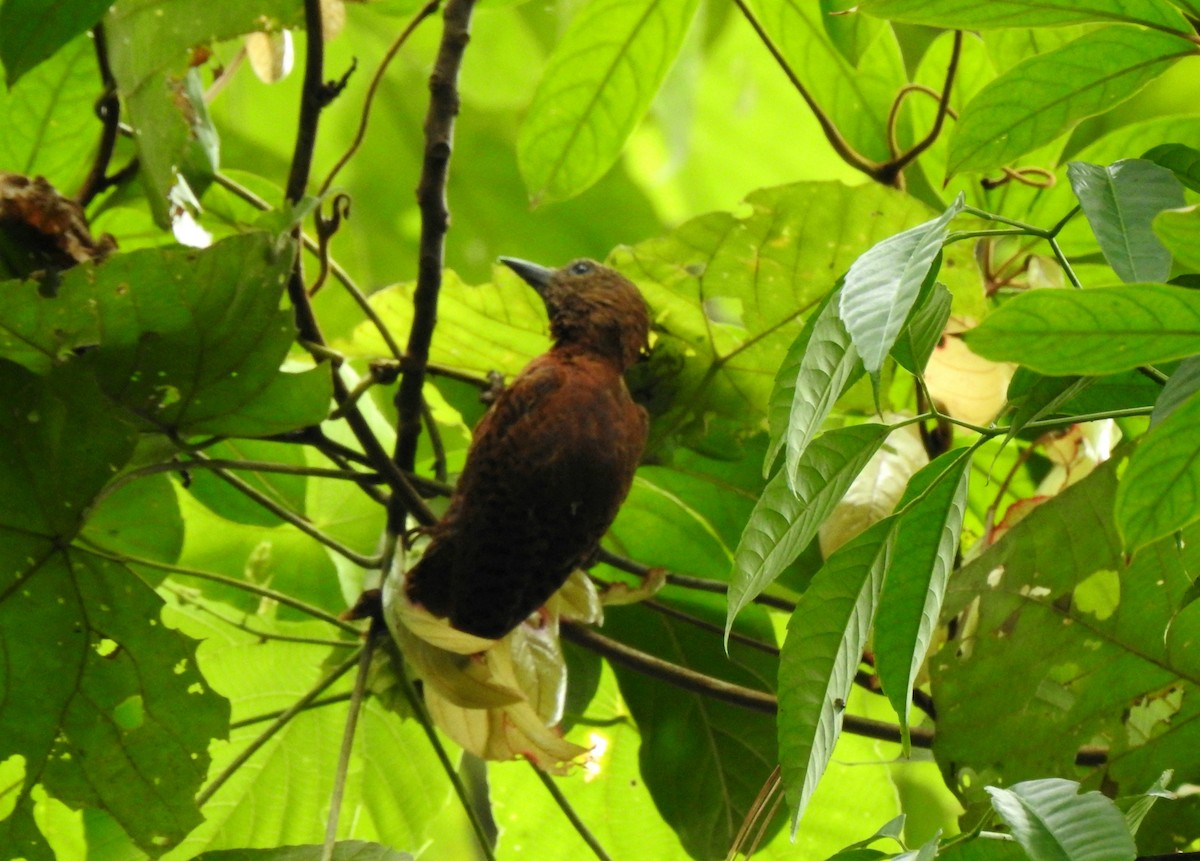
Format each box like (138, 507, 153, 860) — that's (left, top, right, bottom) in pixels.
(499, 257, 555, 295)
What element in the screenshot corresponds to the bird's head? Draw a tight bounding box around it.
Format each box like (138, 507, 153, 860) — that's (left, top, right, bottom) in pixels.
(500, 257, 649, 370)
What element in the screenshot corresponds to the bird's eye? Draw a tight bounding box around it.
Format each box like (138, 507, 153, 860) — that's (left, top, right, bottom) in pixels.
(569, 261, 593, 275)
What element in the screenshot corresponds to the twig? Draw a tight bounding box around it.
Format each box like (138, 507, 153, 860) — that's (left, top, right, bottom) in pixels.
(531, 765, 613, 861)
(320, 0, 443, 194)
(595, 548, 797, 613)
(880, 31, 963, 183)
(231, 692, 354, 729)
(163, 585, 358, 648)
(321, 627, 378, 861)
(885, 84, 959, 160)
(106, 552, 362, 634)
(193, 452, 383, 569)
(642, 598, 779, 656)
(391, 0, 478, 530)
(77, 24, 121, 206)
(196, 649, 363, 806)
(730, 0, 877, 177)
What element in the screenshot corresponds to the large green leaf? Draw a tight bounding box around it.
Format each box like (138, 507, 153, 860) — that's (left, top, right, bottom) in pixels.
(963, 284, 1200, 375)
(1115, 387, 1200, 552)
(1142, 142, 1200, 193)
(987, 779, 1136, 861)
(0, 0, 112, 85)
(946, 27, 1194, 176)
(859, 0, 1189, 30)
(0, 34, 99, 190)
(874, 448, 970, 750)
(932, 457, 1200, 851)
(1153, 205, 1200, 271)
(193, 844, 414, 861)
(0, 361, 227, 861)
(604, 597, 781, 860)
(0, 233, 331, 436)
(1067, 159, 1185, 283)
(778, 517, 896, 834)
(744, 0, 909, 164)
(517, 0, 701, 205)
(729, 423, 889, 634)
(839, 195, 962, 374)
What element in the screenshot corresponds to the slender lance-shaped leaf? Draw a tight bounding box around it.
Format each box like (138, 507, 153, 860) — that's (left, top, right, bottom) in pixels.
(891, 282, 952, 376)
(1115, 387, 1200, 552)
(947, 28, 1194, 176)
(729, 423, 889, 636)
(778, 517, 897, 835)
(1151, 355, 1200, 426)
(874, 448, 970, 752)
(1004, 370, 1093, 439)
(1068, 159, 1185, 283)
(987, 779, 1136, 861)
(858, 0, 1190, 30)
(763, 282, 864, 486)
(963, 284, 1200, 375)
(840, 195, 963, 374)
(1143, 142, 1200, 193)
(518, 0, 701, 205)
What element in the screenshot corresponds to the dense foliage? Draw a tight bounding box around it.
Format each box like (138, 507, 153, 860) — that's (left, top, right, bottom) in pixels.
(2, 1, 1200, 859)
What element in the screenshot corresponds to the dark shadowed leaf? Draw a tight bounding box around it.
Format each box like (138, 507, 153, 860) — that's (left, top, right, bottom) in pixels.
(1143, 142, 1200, 193)
(0, 0, 111, 85)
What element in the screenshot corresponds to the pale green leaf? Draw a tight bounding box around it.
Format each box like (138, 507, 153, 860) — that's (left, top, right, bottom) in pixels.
(859, 0, 1189, 29)
(745, 0, 908, 163)
(874, 448, 970, 751)
(729, 423, 888, 634)
(987, 779, 1136, 861)
(963, 284, 1200, 375)
(778, 517, 896, 834)
(193, 844, 414, 861)
(1067, 159, 1185, 283)
(1151, 355, 1200, 426)
(1116, 387, 1200, 551)
(1153, 204, 1200, 271)
(518, 0, 701, 204)
(947, 27, 1193, 176)
(839, 195, 963, 373)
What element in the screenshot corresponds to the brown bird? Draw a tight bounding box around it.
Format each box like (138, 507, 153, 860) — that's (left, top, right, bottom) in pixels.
(405, 257, 650, 640)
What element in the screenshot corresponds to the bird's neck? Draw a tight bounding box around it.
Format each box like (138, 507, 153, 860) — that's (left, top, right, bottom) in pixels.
(550, 324, 643, 371)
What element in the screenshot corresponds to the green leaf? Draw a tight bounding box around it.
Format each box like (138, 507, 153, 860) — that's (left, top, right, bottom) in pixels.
(987, 779, 1136, 861)
(0, 361, 227, 860)
(744, 0, 909, 164)
(1115, 387, 1200, 551)
(946, 27, 1194, 176)
(1151, 355, 1200, 426)
(1067, 159, 1186, 283)
(1142, 142, 1200, 193)
(874, 448, 970, 751)
(858, 0, 1190, 29)
(839, 195, 963, 374)
(819, 0, 886, 66)
(1004, 370, 1092, 438)
(81, 473, 183, 562)
(0, 34, 99, 190)
(0, 0, 111, 85)
(193, 843, 415, 861)
(0, 233, 332, 436)
(1122, 771, 1175, 837)
(763, 284, 864, 484)
(963, 284, 1200, 375)
(891, 282, 952, 376)
(517, 0, 701, 205)
(604, 597, 782, 859)
(185, 440, 310, 528)
(778, 517, 896, 834)
(1153, 204, 1200, 272)
(729, 423, 889, 634)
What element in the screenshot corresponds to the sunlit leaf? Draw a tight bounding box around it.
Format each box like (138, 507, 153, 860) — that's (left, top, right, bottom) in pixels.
(194, 844, 414, 861)
(1153, 204, 1200, 271)
(947, 28, 1194, 176)
(518, 0, 701, 204)
(987, 778, 1136, 861)
(778, 517, 896, 834)
(840, 195, 962, 373)
(859, 0, 1189, 29)
(729, 423, 889, 634)
(963, 284, 1200, 375)
(1067, 159, 1185, 283)
(1115, 387, 1200, 551)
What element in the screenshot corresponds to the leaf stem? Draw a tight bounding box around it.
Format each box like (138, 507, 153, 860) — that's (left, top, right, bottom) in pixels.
(321, 629, 377, 861)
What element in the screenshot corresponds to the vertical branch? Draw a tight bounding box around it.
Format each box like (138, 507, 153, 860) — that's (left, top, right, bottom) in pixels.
(77, 23, 121, 207)
(391, 0, 478, 530)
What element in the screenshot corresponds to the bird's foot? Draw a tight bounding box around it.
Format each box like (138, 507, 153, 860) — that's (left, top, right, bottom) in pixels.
(480, 370, 506, 405)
